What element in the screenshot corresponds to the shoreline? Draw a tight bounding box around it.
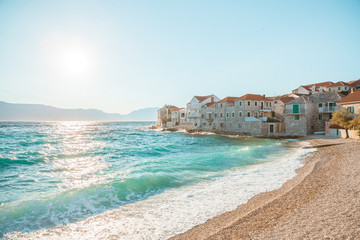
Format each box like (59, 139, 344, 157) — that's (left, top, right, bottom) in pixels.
(170, 137, 360, 239)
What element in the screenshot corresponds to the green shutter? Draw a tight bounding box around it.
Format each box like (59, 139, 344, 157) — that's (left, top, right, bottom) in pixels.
(319, 114, 322, 120)
(293, 104, 299, 114)
(294, 115, 300, 120)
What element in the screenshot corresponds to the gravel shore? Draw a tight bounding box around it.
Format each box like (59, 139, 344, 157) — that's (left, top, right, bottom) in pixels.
(171, 137, 360, 240)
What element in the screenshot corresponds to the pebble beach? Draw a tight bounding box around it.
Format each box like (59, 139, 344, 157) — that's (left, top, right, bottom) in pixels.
(172, 137, 360, 240)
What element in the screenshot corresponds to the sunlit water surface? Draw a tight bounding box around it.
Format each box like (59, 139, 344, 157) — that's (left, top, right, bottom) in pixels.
(0, 122, 314, 239)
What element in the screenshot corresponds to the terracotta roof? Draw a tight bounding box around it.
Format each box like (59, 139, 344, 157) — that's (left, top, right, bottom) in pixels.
(301, 85, 312, 91)
(166, 105, 178, 109)
(219, 96, 242, 102)
(204, 102, 216, 107)
(239, 94, 265, 101)
(348, 79, 360, 87)
(303, 81, 334, 88)
(279, 96, 295, 103)
(328, 81, 351, 87)
(338, 89, 360, 104)
(194, 95, 214, 102)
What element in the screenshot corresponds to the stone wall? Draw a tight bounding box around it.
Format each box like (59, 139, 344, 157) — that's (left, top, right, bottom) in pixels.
(285, 114, 307, 136)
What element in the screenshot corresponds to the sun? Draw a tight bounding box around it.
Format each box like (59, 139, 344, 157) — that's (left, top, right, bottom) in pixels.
(42, 33, 96, 79)
(60, 46, 92, 77)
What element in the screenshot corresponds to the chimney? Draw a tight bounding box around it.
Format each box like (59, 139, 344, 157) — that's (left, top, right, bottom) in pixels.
(351, 88, 354, 93)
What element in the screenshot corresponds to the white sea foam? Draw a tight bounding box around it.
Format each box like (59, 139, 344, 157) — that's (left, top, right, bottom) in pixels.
(235, 146, 250, 152)
(8, 143, 316, 240)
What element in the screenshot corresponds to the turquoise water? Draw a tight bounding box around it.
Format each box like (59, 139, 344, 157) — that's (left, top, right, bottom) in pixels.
(0, 121, 308, 239)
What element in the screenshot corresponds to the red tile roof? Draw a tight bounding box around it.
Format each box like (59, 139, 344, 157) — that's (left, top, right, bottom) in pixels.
(219, 96, 243, 102)
(265, 97, 277, 101)
(303, 81, 334, 88)
(239, 94, 265, 101)
(301, 85, 312, 91)
(328, 81, 351, 87)
(338, 89, 360, 104)
(205, 102, 216, 107)
(194, 95, 214, 102)
(167, 105, 178, 109)
(348, 79, 360, 87)
(279, 96, 295, 103)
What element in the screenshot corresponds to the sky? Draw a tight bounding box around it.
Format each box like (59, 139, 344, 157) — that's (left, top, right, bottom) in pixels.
(0, 0, 359, 114)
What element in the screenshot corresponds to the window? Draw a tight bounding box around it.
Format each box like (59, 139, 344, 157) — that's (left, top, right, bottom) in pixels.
(239, 111, 242, 118)
(294, 115, 300, 120)
(203, 123, 206, 126)
(247, 101, 251, 106)
(347, 107, 354, 113)
(215, 113, 217, 118)
(220, 113, 223, 117)
(318, 103, 323, 108)
(201, 114, 204, 118)
(338, 87, 341, 90)
(293, 104, 299, 114)
(226, 112, 229, 118)
(239, 102, 242, 106)
(329, 88, 331, 91)
(220, 103, 223, 108)
(255, 102, 258, 106)
(247, 112, 251, 117)
(319, 114, 322, 120)
(238, 123, 241, 128)
(269, 102, 272, 107)
(232, 112, 235, 118)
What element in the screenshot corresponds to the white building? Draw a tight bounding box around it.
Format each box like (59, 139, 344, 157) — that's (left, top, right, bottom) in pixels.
(187, 95, 220, 129)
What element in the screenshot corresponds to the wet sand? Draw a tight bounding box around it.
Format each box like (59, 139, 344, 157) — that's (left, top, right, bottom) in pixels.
(171, 137, 360, 240)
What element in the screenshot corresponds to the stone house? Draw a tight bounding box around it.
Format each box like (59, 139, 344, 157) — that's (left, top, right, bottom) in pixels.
(186, 95, 220, 129)
(157, 105, 178, 128)
(210, 94, 286, 136)
(292, 81, 333, 95)
(284, 92, 344, 136)
(179, 108, 187, 123)
(327, 81, 353, 93)
(348, 79, 360, 91)
(199, 102, 216, 130)
(337, 89, 360, 114)
(171, 108, 181, 126)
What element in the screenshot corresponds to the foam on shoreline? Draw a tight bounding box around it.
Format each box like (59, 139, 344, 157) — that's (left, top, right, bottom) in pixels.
(7, 142, 315, 240)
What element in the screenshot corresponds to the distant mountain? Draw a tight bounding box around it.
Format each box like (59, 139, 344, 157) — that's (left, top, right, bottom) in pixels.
(0, 101, 158, 121)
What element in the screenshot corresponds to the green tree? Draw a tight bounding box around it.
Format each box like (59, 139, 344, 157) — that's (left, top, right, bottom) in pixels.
(330, 109, 355, 138)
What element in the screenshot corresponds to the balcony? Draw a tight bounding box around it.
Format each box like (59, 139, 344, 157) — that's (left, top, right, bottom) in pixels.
(260, 107, 272, 111)
(187, 112, 200, 118)
(318, 106, 339, 113)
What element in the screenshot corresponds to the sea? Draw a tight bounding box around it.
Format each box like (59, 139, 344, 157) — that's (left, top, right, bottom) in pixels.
(0, 121, 315, 239)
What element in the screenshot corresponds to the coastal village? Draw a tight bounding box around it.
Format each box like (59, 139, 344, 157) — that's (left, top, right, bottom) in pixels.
(157, 79, 360, 138)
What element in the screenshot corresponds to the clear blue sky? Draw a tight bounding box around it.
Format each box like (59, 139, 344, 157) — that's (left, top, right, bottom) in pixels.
(0, 0, 359, 114)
